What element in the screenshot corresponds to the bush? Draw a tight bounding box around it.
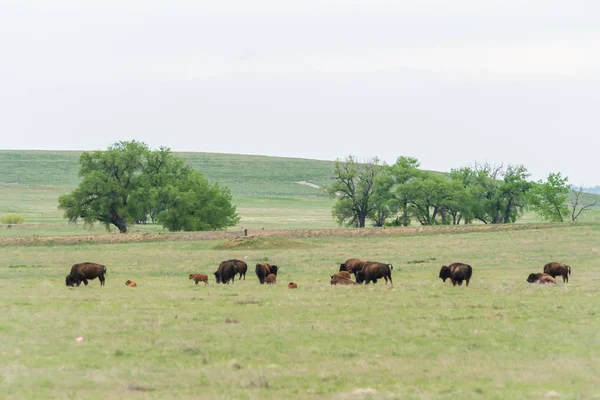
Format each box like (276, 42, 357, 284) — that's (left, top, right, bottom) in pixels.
(1, 213, 26, 224)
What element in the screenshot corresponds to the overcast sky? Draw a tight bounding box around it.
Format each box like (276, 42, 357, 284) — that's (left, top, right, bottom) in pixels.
(1, 0, 599, 185)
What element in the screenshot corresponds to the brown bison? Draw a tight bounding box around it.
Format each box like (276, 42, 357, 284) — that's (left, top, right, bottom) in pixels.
(355, 262, 393, 285)
(255, 262, 279, 284)
(526, 273, 556, 284)
(336, 271, 352, 279)
(330, 274, 356, 285)
(543, 262, 571, 283)
(288, 282, 298, 289)
(228, 259, 248, 280)
(189, 273, 208, 285)
(125, 280, 137, 287)
(439, 263, 472, 286)
(66, 262, 106, 287)
(265, 273, 277, 284)
(339, 258, 367, 275)
(214, 261, 237, 284)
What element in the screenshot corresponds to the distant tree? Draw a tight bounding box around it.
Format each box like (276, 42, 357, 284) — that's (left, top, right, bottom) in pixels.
(450, 163, 532, 224)
(329, 156, 382, 228)
(527, 173, 570, 222)
(569, 187, 599, 222)
(387, 157, 422, 226)
(58, 140, 239, 233)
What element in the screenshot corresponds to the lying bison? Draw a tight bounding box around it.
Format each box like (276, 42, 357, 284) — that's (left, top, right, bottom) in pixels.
(336, 271, 352, 280)
(439, 263, 472, 287)
(288, 282, 298, 289)
(526, 273, 556, 284)
(125, 280, 137, 287)
(66, 262, 106, 287)
(339, 258, 367, 275)
(543, 262, 571, 283)
(255, 262, 279, 284)
(189, 273, 208, 285)
(355, 262, 393, 285)
(214, 261, 237, 284)
(330, 274, 356, 285)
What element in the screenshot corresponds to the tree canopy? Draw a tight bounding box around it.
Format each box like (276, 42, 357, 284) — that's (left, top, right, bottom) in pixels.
(58, 140, 239, 233)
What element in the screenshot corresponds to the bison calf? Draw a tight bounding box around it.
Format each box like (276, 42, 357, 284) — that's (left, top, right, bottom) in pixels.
(336, 271, 352, 279)
(439, 263, 472, 287)
(66, 262, 106, 287)
(189, 273, 208, 285)
(288, 282, 298, 289)
(526, 273, 556, 284)
(543, 262, 571, 283)
(265, 273, 277, 284)
(330, 274, 356, 285)
(125, 280, 137, 287)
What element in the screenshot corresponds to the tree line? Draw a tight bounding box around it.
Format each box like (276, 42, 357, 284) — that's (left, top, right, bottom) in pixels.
(329, 156, 598, 228)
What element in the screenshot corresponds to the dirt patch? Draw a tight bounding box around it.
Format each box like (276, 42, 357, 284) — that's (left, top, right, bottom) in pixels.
(0, 223, 568, 247)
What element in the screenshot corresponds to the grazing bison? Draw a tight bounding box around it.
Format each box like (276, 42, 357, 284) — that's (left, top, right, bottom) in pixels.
(65, 262, 106, 287)
(543, 262, 571, 283)
(265, 273, 277, 284)
(125, 280, 137, 287)
(526, 273, 556, 284)
(189, 273, 208, 285)
(255, 262, 279, 284)
(439, 263, 472, 287)
(355, 262, 393, 285)
(288, 282, 298, 289)
(330, 274, 356, 285)
(227, 259, 248, 280)
(339, 258, 367, 275)
(214, 261, 237, 284)
(336, 271, 352, 280)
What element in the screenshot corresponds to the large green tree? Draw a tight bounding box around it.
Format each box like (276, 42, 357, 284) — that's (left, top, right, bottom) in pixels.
(329, 156, 382, 228)
(58, 140, 239, 233)
(527, 172, 570, 222)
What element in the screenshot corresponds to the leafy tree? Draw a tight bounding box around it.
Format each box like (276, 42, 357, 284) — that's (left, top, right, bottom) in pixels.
(329, 156, 381, 228)
(527, 172, 570, 222)
(387, 157, 421, 226)
(58, 140, 239, 233)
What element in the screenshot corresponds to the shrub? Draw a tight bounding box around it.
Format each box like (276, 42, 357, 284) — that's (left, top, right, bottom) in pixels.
(1, 213, 26, 224)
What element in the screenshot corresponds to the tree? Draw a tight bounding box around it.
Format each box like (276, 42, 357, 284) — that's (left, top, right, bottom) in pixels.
(329, 156, 382, 228)
(569, 187, 599, 222)
(58, 140, 239, 233)
(387, 157, 421, 226)
(527, 172, 570, 222)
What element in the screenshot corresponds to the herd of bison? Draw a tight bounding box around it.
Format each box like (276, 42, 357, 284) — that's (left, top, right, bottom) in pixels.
(64, 258, 572, 288)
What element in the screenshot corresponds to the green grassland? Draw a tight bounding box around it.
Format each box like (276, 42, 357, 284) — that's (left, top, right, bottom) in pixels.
(1, 225, 599, 399)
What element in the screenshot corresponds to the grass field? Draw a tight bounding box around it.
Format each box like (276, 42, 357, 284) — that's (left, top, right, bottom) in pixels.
(1, 224, 599, 399)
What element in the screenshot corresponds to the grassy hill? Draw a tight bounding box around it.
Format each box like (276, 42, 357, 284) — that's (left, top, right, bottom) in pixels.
(1, 150, 599, 234)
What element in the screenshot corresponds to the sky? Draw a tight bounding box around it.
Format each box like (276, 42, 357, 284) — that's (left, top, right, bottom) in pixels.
(1, 0, 599, 186)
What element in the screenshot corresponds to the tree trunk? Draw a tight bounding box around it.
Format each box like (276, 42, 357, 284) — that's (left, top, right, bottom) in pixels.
(111, 214, 128, 233)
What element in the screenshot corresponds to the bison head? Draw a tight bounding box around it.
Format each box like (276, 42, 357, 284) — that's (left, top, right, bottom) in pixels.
(526, 273, 541, 283)
(213, 271, 221, 284)
(189, 274, 194, 280)
(439, 265, 451, 282)
(65, 275, 76, 287)
(339, 263, 348, 271)
(270, 265, 279, 276)
(125, 280, 131, 286)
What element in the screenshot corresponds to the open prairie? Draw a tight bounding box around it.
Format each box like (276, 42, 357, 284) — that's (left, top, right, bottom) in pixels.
(1, 224, 600, 399)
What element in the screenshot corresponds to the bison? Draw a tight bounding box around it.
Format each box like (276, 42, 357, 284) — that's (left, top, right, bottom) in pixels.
(355, 262, 393, 285)
(125, 280, 137, 287)
(336, 271, 352, 280)
(65, 262, 106, 287)
(526, 273, 556, 284)
(189, 273, 208, 285)
(339, 258, 367, 275)
(543, 262, 571, 283)
(265, 273, 277, 284)
(288, 282, 298, 289)
(255, 262, 279, 284)
(214, 261, 237, 284)
(228, 259, 248, 280)
(439, 263, 472, 287)
(330, 274, 356, 285)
